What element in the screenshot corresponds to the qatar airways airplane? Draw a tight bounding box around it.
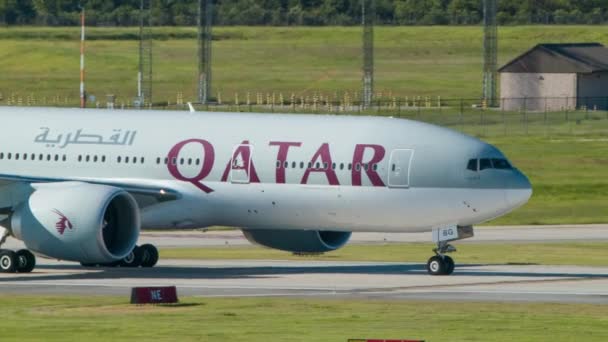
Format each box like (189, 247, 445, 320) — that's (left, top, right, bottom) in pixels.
(0, 106, 531, 276)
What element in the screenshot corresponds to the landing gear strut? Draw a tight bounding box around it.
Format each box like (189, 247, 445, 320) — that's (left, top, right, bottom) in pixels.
(0, 228, 36, 273)
(426, 225, 474, 276)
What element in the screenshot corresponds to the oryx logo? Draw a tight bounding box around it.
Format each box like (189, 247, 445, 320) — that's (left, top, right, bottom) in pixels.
(52, 209, 73, 235)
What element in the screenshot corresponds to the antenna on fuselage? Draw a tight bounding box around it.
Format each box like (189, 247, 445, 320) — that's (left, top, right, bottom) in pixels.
(187, 102, 196, 113)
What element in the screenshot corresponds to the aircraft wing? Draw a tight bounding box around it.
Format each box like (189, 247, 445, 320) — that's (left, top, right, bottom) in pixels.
(0, 173, 181, 211)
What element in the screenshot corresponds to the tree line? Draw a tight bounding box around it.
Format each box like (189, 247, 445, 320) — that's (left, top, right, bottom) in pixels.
(1, 0, 607, 26)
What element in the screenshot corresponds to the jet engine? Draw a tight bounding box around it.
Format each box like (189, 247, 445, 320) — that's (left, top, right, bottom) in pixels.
(8, 182, 140, 264)
(242, 229, 351, 253)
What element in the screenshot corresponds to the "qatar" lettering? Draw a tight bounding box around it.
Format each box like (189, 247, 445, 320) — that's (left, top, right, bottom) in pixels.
(166, 139, 386, 193)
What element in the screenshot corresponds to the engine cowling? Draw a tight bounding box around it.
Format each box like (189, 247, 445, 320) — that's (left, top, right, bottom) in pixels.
(242, 229, 351, 253)
(9, 182, 140, 264)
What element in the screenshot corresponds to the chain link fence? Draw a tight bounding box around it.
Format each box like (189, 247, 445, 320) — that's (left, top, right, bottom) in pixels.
(1, 91, 608, 137)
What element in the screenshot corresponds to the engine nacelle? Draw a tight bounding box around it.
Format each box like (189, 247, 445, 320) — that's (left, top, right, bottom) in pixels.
(242, 229, 351, 253)
(9, 182, 140, 264)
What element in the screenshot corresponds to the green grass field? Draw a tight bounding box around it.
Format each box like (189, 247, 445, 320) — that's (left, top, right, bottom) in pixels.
(486, 135, 608, 225)
(1, 295, 606, 342)
(1, 26, 608, 225)
(2, 25, 608, 102)
(160, 242, 608, 266)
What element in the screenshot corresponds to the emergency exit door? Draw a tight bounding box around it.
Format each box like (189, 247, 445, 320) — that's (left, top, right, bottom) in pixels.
(388, 149, 414, 188)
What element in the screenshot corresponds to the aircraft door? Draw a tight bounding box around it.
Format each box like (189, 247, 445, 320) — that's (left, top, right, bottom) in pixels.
(230, 144, 253, 184)
(388, 149, 414, 188)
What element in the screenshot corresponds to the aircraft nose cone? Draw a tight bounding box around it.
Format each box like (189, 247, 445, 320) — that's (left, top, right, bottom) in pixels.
(505, 171, 532, 208)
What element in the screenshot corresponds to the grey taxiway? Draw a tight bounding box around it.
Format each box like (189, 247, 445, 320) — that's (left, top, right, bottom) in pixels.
(1, 225, 607, 304)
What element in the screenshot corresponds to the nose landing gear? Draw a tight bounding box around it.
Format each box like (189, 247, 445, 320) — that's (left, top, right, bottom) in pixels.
(426, 243, 456, 276)
(426, 225, 474, 276)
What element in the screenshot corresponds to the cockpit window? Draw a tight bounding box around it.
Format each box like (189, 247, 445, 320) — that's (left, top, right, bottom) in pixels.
(467, 158, 513, 171)
(479, 158, 492, 170)
(467, 159, 477, 171)
(492, 158, 512, 169)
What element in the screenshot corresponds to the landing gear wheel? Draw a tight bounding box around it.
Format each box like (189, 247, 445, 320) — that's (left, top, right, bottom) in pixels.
(444, 255, 455, 275)
(140, 244, 159, 268)
(0, 250, 17, 273)
(426, 255, 447, 276)
(120, 246, 143, 267)
(16, 249, 36, 273)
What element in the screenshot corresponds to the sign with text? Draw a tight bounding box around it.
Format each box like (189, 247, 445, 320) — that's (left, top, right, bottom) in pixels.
(130, 286, 178, 304)
(348, 340, 424, 342)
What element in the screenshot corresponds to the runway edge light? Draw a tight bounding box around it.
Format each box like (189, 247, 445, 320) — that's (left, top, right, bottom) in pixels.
(130, 286, 179, 304)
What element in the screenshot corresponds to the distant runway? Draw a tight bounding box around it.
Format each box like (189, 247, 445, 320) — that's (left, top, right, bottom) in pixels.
(5, 224, 607, 250)
(1, 225, 607, 303)
(0, 259, 607, 304)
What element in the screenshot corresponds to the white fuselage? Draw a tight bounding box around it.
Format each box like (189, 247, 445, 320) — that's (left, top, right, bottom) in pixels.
(0, 107, 531, 233)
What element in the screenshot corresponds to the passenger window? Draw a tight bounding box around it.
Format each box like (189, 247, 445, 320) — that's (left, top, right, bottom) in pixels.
(323, 162, 328, 169)
(364, 163, 369, 171)
(479, 158, 492, 170)
(188, 158, 193, 165)
(31, 153, 35, 160)
(467, 159, 478, 171)
(39, 154, 43, 161)
(492, 158, 512, 169)
(126, 156, 130, 163)
(284, 161, 289, 168)
(63, 155, 68, 162)
(93, 156, 98, 162)
(85, 155, 90, 162)
(196, 158, 200, 165)
(340, 163, 344, 170)
(54, 154, 59, 161)
(23, 154, 27, 160)
(373, 164, 378, 171)
(164, 157, 169, 165)
(0, 152, 4, 159)
(156, 157, 161, 164)
(315, 162, 320, 169)
(332, 162, 336, 170)
(348, 163, 352, 170)
(15, 153, 19, 160)
(300, 162, 304, 169)
(276, 161, 281, 169)
(46, 154, 51, 161)
(356, 164, 361, 171)
(172, 158, 176, 165)
(308, 162, 312, 168)
(79, 155, 83, 162)
(292, 161, 296, 168)
(391, 164, 396, 172)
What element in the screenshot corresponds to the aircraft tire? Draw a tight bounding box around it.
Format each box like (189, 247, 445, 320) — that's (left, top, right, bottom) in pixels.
(0, 250, 17, 273)
(140, 244, 159, 268)
(444, 255, 455, 275)
(426, 255, 447, 276)
(16, 249, 36, 273)
(120, 246, 143, 267)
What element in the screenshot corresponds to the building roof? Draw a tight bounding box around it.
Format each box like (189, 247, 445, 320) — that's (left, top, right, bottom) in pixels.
(499, 43, 608, 74)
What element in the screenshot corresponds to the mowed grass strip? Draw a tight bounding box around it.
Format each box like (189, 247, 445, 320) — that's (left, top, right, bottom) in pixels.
(3, 25, 608, 100)
(486, 136, 608, 225)
(0, 295, 607, 342)
(160, 242, 608, 266)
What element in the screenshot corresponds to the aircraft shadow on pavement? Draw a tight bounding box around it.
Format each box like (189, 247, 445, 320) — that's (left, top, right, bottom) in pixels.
(1, 262, 608, 282)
